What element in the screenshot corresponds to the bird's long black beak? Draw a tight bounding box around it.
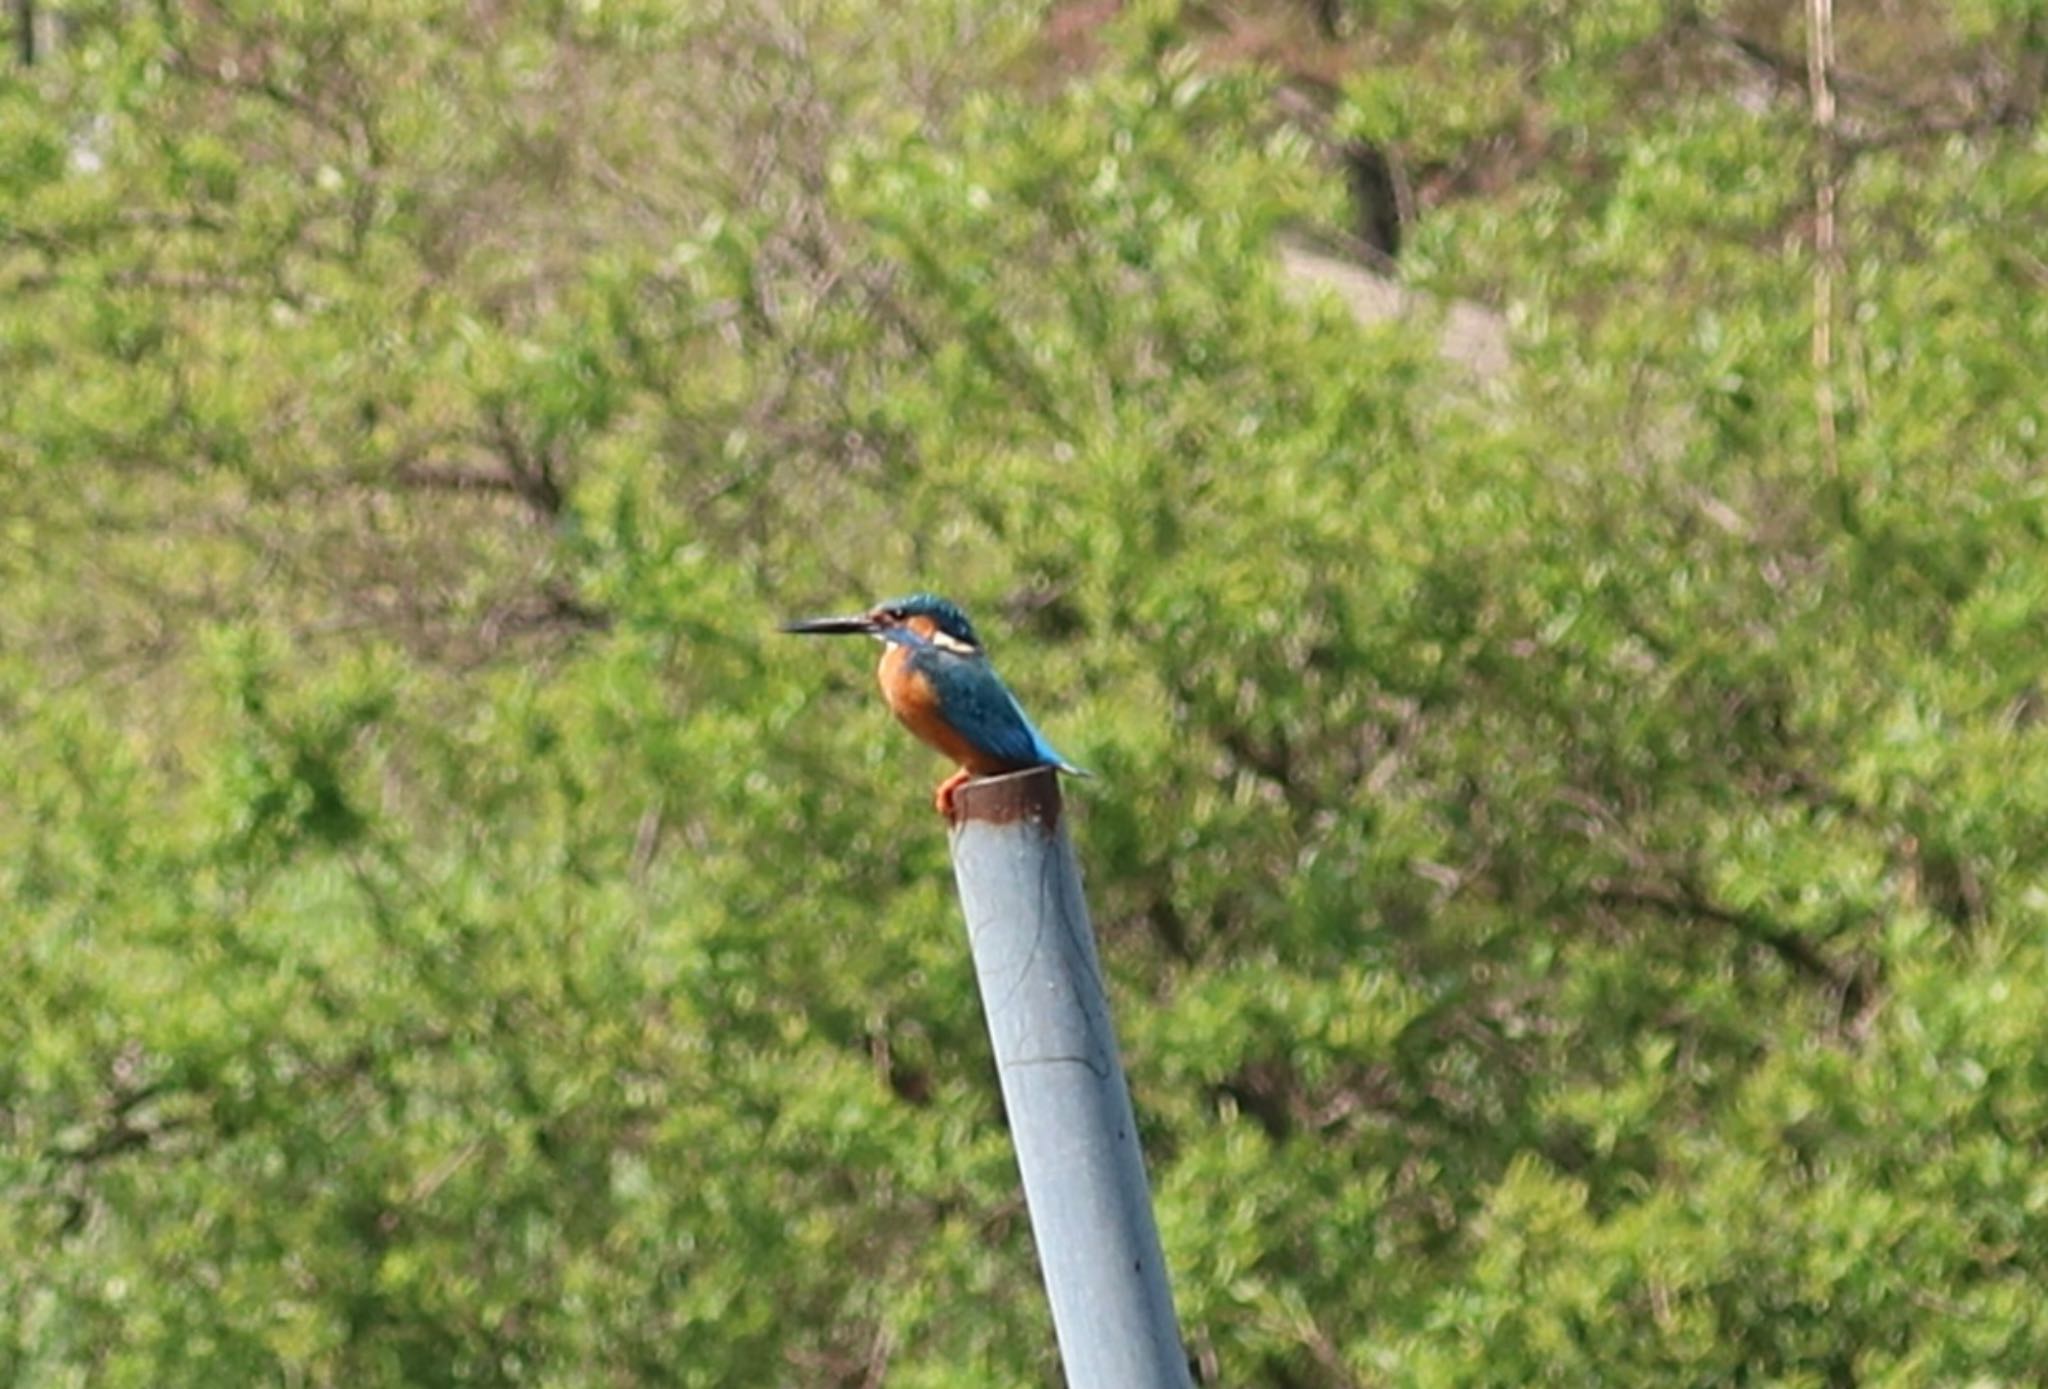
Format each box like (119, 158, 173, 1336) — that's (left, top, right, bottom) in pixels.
(779, 613, 877, 636)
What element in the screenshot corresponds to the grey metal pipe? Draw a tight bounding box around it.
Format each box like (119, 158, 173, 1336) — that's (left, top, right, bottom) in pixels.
(948, 768, 1193, 1389)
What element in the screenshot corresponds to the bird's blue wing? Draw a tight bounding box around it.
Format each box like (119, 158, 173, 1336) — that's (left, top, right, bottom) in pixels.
(920, 650, 1086, 773)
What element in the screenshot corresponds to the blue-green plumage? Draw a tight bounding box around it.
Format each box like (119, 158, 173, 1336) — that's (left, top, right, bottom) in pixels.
(897, 636, 1084, 774)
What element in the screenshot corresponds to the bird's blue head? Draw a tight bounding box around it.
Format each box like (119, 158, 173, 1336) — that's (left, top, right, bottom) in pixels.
(780, 592, 984, 653)
(875, 593, 980, 650)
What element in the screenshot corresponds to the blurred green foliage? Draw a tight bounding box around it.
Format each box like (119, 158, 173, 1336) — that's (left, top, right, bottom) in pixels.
(5, 0, 2048, 1383)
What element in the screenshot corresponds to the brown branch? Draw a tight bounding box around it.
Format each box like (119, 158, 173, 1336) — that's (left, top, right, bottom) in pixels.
(1691, 13, 1917, 114)
(484, 406, 567, 519)
(114, 208, 230, 234)
(1805, 0, 1842, 482)
(390, 421, 566, 522)
(478, 587, 612, 644)
(1589, 875, 1848, 990)
(51, 1080, 185, 1167)
(1214, 720, 1295, 791)
(1842, 103, 2042, 154)
(390, 460, 530, 496)
(5, 268, 275, 298)
(1694, 10, 2038, 157)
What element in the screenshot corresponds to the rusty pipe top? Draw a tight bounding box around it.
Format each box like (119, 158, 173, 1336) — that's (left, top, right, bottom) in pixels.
(950, 765, 1064, 829)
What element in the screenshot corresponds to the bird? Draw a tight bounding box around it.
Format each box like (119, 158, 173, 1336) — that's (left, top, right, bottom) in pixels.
(780, 592, 1088, 816)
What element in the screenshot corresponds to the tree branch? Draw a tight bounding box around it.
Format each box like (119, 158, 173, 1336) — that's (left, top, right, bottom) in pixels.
(1588, 875, 1849, 991)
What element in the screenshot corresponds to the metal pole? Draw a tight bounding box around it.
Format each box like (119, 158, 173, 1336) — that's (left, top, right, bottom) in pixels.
(948, 768, 1193, 1389)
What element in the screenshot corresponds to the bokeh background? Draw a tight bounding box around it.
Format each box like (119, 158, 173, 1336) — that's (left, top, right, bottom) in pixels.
(7, 1, 2048, 1384)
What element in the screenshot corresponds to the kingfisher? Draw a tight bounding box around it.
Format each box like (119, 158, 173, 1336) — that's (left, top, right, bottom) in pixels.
(781, 593, 1088, 815)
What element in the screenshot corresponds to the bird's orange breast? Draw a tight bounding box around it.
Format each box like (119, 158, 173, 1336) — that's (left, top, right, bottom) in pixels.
(877, 644, 1012, 774)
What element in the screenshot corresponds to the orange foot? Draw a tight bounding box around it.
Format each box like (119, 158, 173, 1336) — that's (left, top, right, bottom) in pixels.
(934, 767, 975, 818)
